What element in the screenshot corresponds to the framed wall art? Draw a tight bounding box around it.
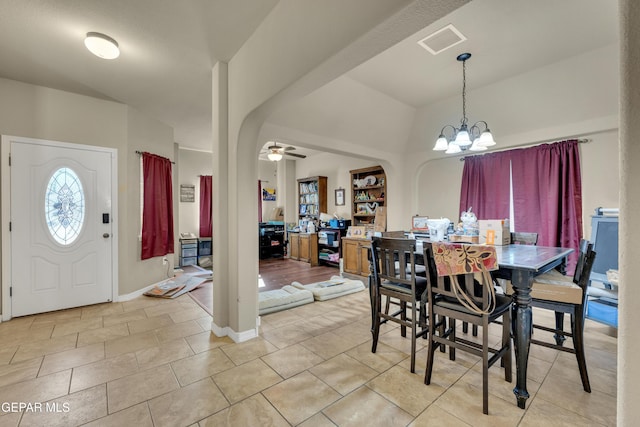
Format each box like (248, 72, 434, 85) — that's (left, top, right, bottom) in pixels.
(335, 188, 345, 206)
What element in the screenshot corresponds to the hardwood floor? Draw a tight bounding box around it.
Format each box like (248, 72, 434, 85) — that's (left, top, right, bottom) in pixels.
(188, 257, 342, 315)
(258, 257, 340, 292)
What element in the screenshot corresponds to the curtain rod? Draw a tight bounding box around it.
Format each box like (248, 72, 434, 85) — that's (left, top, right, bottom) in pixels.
(459, 138, 590, 161)
(135, 150, 175, 164)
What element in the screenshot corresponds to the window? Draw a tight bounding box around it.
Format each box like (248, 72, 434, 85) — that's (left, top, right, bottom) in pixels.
(45, 167, 85, 245)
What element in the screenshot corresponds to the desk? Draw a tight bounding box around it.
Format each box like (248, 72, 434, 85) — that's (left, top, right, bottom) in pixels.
(370, 242, 573, 410)
(492, 245, 573, 408)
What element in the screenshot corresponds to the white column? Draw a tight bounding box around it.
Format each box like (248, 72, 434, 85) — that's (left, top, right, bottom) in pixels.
(618, 0, 640, 424)
(211, 62, 231, 333)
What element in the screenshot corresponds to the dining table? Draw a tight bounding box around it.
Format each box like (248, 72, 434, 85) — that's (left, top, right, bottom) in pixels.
(368, 240, 574, 410)
(491, 244, 573, 408)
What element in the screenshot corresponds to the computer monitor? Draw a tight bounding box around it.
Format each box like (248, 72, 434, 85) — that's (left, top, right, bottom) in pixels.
(589, 215, 618, 284)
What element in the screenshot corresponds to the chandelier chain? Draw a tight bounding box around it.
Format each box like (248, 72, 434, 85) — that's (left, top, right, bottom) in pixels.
(461, 59, 467, 127)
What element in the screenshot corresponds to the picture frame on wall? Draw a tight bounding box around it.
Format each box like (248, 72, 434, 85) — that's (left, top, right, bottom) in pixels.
(335, 188, 345, 206)
(180, 184, 195, 202)
(262, 187, 276, 201)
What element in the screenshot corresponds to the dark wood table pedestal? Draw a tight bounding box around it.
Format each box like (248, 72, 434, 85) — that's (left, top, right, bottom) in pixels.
(494, 244, 572, 409)
(510, 269, 534, 408)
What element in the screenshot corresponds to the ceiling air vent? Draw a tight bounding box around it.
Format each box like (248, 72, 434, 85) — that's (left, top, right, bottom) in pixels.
(417, 24, 467, 55)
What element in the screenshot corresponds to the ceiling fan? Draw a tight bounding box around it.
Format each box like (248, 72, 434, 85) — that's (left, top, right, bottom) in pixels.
(262, 143, 306, 161)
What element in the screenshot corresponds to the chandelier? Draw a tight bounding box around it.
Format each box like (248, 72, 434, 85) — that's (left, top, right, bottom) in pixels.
(433, 53, 496, 154)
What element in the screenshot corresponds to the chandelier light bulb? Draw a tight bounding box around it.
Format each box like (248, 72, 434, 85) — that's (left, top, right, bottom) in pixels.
(445, 143, 462, 154)
(453, 128, 472, 146)
(433, 135, 449, 151)
(469, 138, 487, 151)
(477, 130, 496, 147)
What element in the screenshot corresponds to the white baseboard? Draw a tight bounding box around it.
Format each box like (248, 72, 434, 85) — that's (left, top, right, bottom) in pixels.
(115, 283, 158, 302)
(211, 320, 259, 343)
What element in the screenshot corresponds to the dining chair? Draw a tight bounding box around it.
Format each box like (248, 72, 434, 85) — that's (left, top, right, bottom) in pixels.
(528, 239, 596, 392)
(381, 231, 427, 318)
(462, 232, 538, 336)
(423, 241, 512, 415)
(370, 237, 428, 373)
(510, 232, 539, 245)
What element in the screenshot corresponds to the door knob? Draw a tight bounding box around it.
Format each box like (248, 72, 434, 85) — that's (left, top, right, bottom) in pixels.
(103, 233, 110, 238)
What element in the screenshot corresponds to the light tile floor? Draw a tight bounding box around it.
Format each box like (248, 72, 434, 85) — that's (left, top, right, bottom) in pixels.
(0, 290, 617, 426)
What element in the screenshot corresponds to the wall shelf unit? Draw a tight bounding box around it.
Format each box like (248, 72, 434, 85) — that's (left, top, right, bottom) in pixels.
(297, 176, 327, 221)
(317, 227, 347, 267)
(350, 166, 386, 229)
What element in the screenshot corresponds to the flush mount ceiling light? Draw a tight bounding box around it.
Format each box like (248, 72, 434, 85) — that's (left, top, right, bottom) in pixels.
(84, 32, 120, 59)
(433, 53, 496, 154)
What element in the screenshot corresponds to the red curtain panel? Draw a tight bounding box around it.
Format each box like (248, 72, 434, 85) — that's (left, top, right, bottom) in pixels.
(199, 175, 212, 237)
(511, 140, 582, 274)
(141, 152, 174, 260)
(460, 140, 582, 274)
(459, 151, 511, 220)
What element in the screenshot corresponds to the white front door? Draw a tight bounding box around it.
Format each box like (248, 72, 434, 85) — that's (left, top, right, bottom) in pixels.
(7, 137, 115, 317)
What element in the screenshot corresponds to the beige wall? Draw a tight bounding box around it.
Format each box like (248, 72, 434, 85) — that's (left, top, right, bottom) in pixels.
(177, 148, 214, 250)
(295, 153, 376, 221)
(259, 159, 279, 221)
(0, 77, 175, 306)
(117, 102, 175, 296)
(580, 130, 619, 238)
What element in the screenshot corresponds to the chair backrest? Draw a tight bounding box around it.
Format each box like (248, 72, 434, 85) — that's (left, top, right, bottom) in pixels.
(382, 230, 406, 238)
(371, 237, 417, 289)
(574, 239, 596, 292)
(425, 242, 499, 314)
(510, 232, 539, 245)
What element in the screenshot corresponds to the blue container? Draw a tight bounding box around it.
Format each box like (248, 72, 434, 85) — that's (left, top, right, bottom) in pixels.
(329, 219, 351, 229)
(586, 298, 618, 328)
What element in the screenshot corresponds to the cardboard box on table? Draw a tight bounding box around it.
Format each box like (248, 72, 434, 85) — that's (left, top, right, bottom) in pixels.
(478, 219, 510, 245)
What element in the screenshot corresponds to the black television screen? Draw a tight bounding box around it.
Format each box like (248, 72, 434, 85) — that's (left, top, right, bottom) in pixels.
(589, 216, 618, 284)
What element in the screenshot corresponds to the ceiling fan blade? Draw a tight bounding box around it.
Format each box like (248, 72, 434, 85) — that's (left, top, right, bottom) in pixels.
(283, 146, 296, 151)
(285, 152, 306, 159)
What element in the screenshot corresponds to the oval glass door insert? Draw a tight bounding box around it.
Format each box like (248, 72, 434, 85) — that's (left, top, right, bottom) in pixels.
(45, 167, 85, 245)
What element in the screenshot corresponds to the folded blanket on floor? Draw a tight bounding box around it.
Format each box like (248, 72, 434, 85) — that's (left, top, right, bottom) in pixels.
(291, 276, 366, 301)
(258, 285, 314, 315)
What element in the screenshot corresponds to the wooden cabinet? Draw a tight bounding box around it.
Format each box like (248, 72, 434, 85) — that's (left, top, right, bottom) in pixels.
(350, 166, 386, 229)
(288, 232, 318, 266)
(298, 176, 327, 221)
(342, 237, 371, 276)
(289, 233, 300, 260)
